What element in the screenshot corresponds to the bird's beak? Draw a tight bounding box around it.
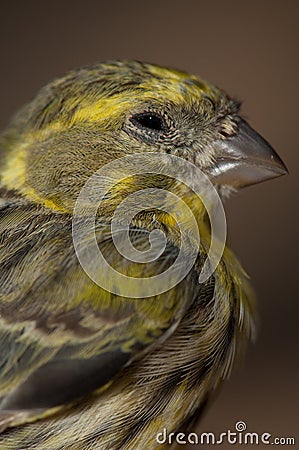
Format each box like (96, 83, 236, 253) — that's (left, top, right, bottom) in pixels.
(208, 119, 288, 188)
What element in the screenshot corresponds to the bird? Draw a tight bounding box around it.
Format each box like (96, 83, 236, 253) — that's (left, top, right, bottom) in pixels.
(0, 60, 287, 449)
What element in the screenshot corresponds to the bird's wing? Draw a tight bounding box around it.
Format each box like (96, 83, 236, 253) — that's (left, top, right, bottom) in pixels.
(0, 191, 198, 430)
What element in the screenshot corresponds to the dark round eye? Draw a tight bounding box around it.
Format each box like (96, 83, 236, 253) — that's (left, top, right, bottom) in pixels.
(131, 113, 165, 132)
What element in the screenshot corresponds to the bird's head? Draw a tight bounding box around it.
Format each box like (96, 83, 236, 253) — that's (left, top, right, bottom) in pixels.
(0, 60, 287, 214)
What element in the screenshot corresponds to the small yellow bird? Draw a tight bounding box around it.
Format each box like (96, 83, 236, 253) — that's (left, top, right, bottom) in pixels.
(0, 61, 287, 449)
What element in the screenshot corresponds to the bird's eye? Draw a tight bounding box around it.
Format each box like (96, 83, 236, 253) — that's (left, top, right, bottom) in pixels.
(131, 113, 165, 132)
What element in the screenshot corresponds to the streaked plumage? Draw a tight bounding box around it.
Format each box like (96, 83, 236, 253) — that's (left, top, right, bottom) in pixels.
(0, 61, 287, 449)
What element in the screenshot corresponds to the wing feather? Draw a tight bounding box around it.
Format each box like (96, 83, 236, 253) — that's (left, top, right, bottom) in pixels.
(0, 190, 195, 426)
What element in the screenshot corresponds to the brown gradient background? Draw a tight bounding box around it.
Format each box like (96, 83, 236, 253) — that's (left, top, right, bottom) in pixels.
(0, 1, 298, 448)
